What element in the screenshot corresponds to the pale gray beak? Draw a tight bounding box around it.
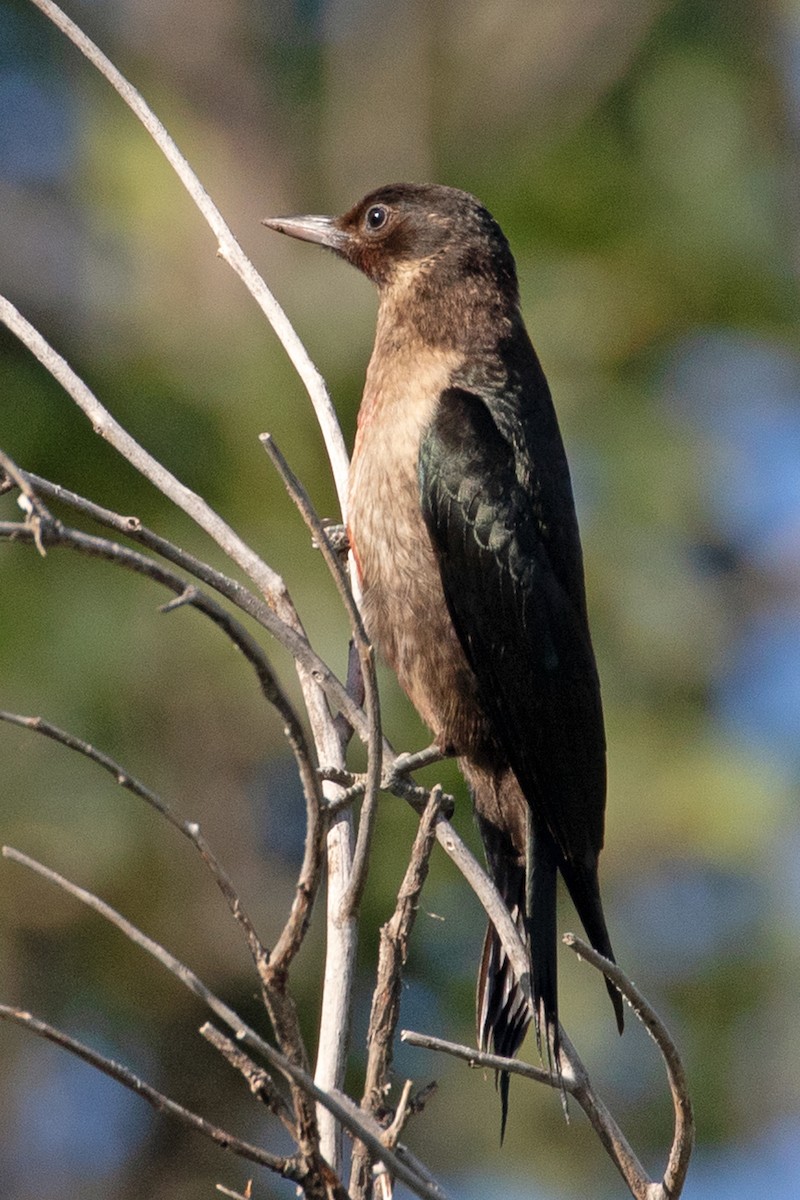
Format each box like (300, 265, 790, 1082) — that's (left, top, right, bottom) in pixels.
(261, 213, 347, 251)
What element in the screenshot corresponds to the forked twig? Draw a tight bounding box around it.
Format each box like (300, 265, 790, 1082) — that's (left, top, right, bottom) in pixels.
(1, 845, 448, 1200)
(402, 936, 694, 1200)
(261, 433, 382, 916)
(8, 468, 368, 738)
(350, 788, 445, 1198)
(564, 933, 694, 1199)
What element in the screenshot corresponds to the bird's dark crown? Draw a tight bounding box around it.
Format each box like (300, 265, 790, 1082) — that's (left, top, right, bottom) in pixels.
(264, 183, 523, 349)
(265, 183, 519, 293)
(334, 184, 518, 292)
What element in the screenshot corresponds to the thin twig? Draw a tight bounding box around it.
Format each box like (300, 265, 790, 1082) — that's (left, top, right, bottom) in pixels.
(260, 433, 382, 917)
(399, 1032, 554, 1087)
(371, 1080, 414, 1200)
(24, 0, 350, 518)
(0, 517, 324, 850)
(384, 1079, 414, 1149)
(200, 1022, 297, 1138)
(216, 1186, 251, 1200)
(431, 819, 531, 1002)
(10, 468, 368, 740)
(1, 845, 449, 1200)
(350, 787, 445, 1199)
(564, 934, 694, 1199)
(0, 709, 281, 971)
(0, 1005, 298, 1178)
(384, 746, 445, 780)
(0, 447, 53, 554)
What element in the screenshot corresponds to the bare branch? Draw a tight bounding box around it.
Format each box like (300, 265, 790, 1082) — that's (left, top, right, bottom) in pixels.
(8, 469, 367, 738)
(200, 1022, 297, 1138)
(24, 0, 350, 518)
(1, 846, 449, 1200)
(350, 788, 445, 1199)
(0, 1005, 298, 1178)
(0, 516, 323, 839)
(0, 708, 315, 1012)
(564, 933, 694, 1200)
(0, 296, 353, 1164)
(260, 433, 382, 917)
(401, 1030, 552, 1084)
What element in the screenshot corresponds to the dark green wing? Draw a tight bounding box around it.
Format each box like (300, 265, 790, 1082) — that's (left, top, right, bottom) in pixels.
(419, 384, 606, 865)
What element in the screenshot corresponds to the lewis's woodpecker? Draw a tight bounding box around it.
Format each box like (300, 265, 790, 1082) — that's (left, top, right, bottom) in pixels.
(264, 184, 623, 1123)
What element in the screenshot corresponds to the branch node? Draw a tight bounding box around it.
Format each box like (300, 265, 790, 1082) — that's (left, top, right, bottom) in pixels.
(159, 584, 198, 612)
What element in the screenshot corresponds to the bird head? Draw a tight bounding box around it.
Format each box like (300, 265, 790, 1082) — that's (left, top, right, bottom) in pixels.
(263, 183, 519, 300)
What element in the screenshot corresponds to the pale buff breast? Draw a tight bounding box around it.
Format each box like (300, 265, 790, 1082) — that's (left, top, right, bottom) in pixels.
(347, 333, 489, 752)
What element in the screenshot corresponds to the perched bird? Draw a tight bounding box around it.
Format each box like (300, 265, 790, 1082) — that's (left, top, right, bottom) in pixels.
(264, 184, 623, 1125)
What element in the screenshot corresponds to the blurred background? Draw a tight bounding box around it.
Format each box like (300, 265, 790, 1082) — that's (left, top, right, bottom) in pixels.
(1, 0, 799, 1196)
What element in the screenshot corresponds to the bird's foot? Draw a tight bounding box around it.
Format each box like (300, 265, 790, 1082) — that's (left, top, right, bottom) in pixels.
(381, 744, 443, 791)
(313, 520, 349, 554)
(382, 745, 455, 818)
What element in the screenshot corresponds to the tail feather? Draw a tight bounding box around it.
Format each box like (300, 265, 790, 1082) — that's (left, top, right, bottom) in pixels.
(527, 830, 561, 1075)
(477, 902, 531, 1057)
(471, 765, 622, 1136)
(477, 899, 530, 1142)
(559, 857, 624, 1034)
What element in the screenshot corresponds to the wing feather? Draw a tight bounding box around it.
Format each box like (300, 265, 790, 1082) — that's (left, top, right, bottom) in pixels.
(419, 385, 606, 865)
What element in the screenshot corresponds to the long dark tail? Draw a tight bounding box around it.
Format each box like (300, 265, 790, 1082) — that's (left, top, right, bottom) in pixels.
(474, 839, 566, 1130)
(471, 765, 535, 1138)
(527, 828, 561, 1071)
(476, 852, 531, 1140)
(471, 766, 623, 1134)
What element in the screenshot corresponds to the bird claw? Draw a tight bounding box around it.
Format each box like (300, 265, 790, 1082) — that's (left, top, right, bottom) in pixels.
(381, 751, 417, 788)
(381, 749, 455, 819)
(313, 520, 349, 554)
(381, 747, 434, 792)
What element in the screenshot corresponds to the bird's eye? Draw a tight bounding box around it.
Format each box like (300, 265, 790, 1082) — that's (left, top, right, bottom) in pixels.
(365, 205, 388, 232)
